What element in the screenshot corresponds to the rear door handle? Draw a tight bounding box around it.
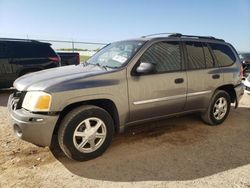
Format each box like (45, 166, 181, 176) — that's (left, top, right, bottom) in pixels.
(212, 74, 220, 79)
(175, 78, 184, 84)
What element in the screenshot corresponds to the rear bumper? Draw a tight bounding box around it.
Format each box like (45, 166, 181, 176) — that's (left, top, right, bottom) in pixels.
(8, 94, 59, 147)
(234, 83, 244, 108)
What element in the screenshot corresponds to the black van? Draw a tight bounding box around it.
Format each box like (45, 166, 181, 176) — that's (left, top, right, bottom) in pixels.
(0, 38, 60, 89)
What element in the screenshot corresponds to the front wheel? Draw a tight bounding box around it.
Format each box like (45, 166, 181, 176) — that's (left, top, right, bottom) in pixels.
(58, 105, 114, 161)
(201, 90, 231, 125)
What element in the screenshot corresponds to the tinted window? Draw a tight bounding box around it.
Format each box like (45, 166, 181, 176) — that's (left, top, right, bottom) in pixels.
(203, 44, 215, 68)
(185, 41, 205, 69)
(0, 43, 7, 58)
(140, 41, 181, 73)
(209, 43, 236, 66)
(9, 42, 56, 58)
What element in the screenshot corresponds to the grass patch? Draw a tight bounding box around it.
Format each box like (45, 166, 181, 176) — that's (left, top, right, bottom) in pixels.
(80, 55, 90, 62)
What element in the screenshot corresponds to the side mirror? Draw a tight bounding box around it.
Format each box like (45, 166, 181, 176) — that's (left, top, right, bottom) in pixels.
(136, 62, 156, 75)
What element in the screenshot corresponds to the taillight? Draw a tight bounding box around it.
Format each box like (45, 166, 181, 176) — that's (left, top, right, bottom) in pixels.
(240, 64, 244, 79)
(77, 54, 80, 64)
(49, 56, 60, 62)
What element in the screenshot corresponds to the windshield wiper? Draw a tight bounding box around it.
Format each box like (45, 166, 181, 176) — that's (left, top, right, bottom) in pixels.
(104, 65, 119, 69)
(96, 63, 108, 70)
(83, 62, 118, 70)
(82, 61, 90, 67)
(84, 62, 107, 70)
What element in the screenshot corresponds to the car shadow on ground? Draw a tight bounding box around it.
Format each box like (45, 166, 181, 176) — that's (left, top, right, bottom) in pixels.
(0, 89, 14, 107)
(50, 106, 250, 182)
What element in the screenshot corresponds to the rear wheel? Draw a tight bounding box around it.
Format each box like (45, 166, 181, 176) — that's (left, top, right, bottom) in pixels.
(201, 90, 231, 125)
(58, 105, 114, 161)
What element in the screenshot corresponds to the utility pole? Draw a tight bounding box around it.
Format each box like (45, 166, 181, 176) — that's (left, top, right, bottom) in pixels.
(72, 40, 75, 52)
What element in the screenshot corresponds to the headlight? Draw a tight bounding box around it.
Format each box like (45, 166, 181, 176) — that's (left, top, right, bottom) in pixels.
(22, 91, 52, 112)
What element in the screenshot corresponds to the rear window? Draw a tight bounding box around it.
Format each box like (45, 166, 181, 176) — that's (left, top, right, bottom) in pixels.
(9, 42, 56, 58)
(209, 43, 236, 67)
(185, 41, 205, 70)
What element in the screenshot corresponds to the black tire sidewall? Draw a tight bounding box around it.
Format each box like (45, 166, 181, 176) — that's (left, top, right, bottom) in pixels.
(209, 91, 231, 125)
(61, 107, 114, 161)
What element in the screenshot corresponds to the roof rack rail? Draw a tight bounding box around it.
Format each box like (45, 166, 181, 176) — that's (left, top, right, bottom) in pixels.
(0, 38, 40, 43)
(169, 34, 225, 42)
(141, 33, 182, 38)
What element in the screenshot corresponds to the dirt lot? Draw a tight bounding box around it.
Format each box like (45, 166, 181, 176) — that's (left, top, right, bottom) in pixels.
(0, 90, 250, 188)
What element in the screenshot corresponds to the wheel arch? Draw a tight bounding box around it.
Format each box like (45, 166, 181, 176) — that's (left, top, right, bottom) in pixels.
(216, 84, 236, 104)
(53, 99, 120, 136)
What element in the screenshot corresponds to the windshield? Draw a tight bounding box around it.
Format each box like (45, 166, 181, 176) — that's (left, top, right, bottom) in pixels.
(86, 40, 145, 68)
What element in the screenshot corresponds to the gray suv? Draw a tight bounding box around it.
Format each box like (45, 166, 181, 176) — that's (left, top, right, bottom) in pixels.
(8, 33, 244, 161)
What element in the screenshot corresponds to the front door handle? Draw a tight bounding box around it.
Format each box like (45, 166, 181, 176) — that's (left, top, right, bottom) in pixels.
(212, 74, 220, 79)
(175, 78, 184, 84)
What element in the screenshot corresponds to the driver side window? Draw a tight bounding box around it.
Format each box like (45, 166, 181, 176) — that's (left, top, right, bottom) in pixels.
(140, 41, 181, 73)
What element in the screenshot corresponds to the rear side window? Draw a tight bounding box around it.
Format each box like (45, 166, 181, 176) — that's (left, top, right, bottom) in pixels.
(209, 43, 236, 66)
(10, 42, 56, 58)
(203, 44, 215, 68)
(185, 41, 205, 69)
(140, 41, 181, 73)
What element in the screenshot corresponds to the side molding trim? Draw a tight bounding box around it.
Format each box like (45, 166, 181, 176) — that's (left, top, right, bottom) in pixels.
(133, 90, 211, 105)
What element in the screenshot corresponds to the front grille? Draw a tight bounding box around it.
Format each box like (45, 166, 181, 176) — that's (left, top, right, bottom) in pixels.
(12, 91, 26, 110)
(13, 91, 22, 98)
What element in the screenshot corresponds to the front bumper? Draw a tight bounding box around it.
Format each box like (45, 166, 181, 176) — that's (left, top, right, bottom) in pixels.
(234, 83, 244, 107)
(8, 93, 59, 147)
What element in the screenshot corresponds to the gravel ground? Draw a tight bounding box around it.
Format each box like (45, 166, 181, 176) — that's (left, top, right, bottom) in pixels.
(0, 90, 250, 188)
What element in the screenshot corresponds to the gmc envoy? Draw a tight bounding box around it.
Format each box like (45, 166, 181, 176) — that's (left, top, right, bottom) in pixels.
(8, 33, 244, 161)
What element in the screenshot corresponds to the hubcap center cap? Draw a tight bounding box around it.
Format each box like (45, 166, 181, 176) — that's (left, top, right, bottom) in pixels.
(88, 134, 96, 140)
(86, 129, 96, 140)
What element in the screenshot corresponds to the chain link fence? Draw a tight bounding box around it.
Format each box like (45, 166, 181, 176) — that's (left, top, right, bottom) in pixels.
(0, 33, 108, 62)
(38, 39, 107, 62)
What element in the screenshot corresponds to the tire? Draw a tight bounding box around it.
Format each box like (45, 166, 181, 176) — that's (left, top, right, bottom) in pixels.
(201, 90, 231, 125)
(58, 105, 114, 161)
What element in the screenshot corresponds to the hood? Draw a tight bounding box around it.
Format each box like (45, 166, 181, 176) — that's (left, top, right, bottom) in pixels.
(14, 64, 106, 91)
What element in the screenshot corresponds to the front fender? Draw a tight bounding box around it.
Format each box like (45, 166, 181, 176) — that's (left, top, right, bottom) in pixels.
(56, 93, 118, 111)
(51, 91, 129, 128)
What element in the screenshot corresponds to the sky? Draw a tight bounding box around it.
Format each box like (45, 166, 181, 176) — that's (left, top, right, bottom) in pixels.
(0, 0, 250, 51)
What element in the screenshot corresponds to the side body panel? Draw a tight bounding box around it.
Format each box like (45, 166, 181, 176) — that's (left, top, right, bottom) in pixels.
(126, 39, 187, 123)
(127, 72, 187, 122)
(182, 40, 223, 110)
